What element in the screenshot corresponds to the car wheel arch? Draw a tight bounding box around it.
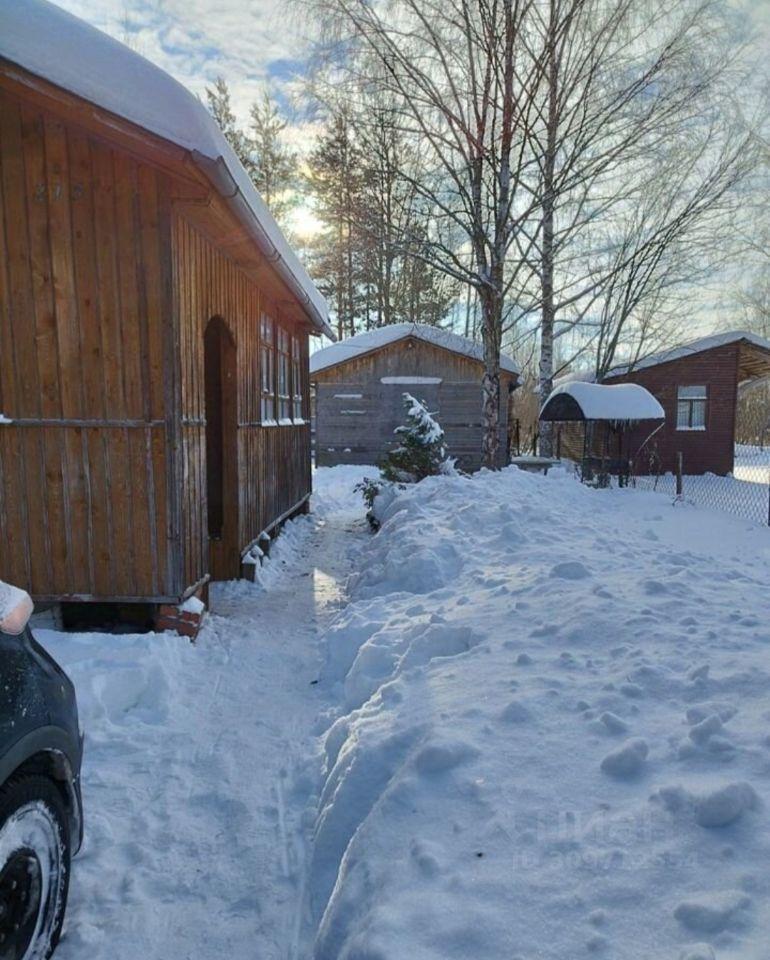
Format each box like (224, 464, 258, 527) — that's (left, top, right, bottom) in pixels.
(0, 730, 83, 853)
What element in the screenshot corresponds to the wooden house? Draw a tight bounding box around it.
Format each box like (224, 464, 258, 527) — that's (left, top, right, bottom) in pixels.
(310, 323, 520, 471)
(551, 332, 770, 476)
(0, 1, 332, 628)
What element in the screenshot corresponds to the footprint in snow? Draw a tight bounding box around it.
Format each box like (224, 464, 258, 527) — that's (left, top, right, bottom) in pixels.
(500, 700, 530, 723)
(678, 714, 736, 758)
(655, 781, 756, 828)
(414, 739, 480, 776)
(600, 738, 649, 778)
(550, 560, 590, 580)
(679, 946, 715, 960)
(673, 890, 750, 934)
(591, 711, 628, 735)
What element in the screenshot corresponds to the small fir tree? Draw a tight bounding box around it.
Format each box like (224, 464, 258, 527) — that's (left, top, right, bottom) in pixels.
(356, 393, 453, 528)
(381, 393, 452, 483)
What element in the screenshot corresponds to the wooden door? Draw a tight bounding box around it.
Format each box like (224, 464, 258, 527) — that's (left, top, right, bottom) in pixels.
(204, 318, 239, 580)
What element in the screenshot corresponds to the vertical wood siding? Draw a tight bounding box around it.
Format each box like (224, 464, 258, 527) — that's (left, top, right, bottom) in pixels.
(173, 217, 311, 591)
(0, 88, 172, 600)
(313, 339, 514, 470)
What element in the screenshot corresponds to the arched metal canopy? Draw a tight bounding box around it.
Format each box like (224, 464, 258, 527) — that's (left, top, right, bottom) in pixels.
(540, 382, 664, 423)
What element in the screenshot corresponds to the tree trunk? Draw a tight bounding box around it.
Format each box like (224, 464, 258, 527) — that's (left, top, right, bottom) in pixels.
(538, 0, 559, 457)
(479, 284, 502, 470)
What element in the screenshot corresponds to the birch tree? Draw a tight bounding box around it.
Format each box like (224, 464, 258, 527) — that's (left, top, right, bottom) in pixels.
(308, 0, 543, 467)
(526, 0, 746, 453)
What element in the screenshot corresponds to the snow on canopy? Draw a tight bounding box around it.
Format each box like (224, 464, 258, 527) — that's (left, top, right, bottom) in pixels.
(540, 381, 664, 422)
(0, 0, 331, 338)
(310, 322, 520, 375)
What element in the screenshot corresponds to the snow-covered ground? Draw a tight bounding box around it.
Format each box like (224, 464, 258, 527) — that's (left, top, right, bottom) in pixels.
(305, 467, 770, 959)
(35, 464, 770, 959)
(38, 467, 368, 959)
(634, 445, 770, 525)
(734, 444, 770, 481)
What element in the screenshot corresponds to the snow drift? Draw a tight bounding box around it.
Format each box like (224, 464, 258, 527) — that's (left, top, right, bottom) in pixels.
(306, 466, 770, 960)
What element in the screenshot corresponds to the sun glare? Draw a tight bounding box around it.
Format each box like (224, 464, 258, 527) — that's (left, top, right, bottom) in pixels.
(289, 204, 323, 241)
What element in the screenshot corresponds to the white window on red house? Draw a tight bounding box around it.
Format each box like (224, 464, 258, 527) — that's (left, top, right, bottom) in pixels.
(277, 325, 291, 421)
(260, 314, 275, 422)
(292, 335, 303, 421)
(676, 385, 707, 430)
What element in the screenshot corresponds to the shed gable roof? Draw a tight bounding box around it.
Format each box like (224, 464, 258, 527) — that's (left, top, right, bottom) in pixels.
(310, 323, 520, 376)
(0, 0, 331, 337)
(603, 330, 770, 379)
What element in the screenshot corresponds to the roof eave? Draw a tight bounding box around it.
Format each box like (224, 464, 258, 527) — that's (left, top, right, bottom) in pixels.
(191, 151, 336, 341)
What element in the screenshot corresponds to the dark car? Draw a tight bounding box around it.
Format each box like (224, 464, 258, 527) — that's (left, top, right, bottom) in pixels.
(0, 582, 83, 959)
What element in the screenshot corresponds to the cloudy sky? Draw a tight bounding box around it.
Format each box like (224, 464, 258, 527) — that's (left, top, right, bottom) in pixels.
(54, 0, 770, 132)
(54, 0, 319, 142)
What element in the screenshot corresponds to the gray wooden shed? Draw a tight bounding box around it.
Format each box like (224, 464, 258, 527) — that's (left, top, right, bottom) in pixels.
(310, 323, 520, 471)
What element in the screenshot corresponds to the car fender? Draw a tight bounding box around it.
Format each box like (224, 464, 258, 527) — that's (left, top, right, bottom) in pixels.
(0, 724, 84, 852)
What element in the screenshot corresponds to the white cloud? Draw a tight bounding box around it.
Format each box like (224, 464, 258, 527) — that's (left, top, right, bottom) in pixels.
(53, 0, 315, 124)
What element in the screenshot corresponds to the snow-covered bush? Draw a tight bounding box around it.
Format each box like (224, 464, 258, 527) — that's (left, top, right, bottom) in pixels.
(358, 393, 454, 528)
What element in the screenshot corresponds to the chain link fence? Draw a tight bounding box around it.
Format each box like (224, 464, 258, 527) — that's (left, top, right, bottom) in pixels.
(630, 445, 770, 526)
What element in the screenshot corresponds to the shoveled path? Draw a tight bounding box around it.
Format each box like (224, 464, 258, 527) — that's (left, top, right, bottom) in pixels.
(44, 467, 369, 960)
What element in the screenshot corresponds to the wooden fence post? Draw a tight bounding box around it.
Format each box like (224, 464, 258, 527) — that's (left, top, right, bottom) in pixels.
(676, 452, 683, 498)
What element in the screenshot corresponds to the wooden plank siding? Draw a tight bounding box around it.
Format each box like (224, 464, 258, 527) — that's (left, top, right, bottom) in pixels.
(0, 66, 316, 606)
(173, 216, 311, 590)
(0, 85, 173, 600)
(313, 338, 515, 471)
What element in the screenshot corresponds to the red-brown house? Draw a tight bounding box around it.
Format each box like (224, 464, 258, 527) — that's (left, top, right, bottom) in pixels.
(599, 331, 770, 475)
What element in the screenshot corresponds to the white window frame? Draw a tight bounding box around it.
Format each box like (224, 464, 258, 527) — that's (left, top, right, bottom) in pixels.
(260, 314, 276, 424)
(277, 324, 292, 423)
(292, 335, 303, 422)
(676, 385, 708, 431)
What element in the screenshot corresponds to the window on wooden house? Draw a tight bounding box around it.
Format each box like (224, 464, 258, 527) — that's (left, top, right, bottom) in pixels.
(292, 335, 303, 421)
(260, 314, 276, 422)
(676, 385, 708, 430)
(277, 324, 292, 422)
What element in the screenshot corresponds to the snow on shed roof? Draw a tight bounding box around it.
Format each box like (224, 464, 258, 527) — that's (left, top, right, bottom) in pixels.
(604, 330, 770, 378)
(0, 0, 332, 338)
(310, 323, 520, 375)
(540, 381, 664, 422)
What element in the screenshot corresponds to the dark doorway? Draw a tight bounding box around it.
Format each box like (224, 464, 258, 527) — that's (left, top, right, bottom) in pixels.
(204, 318, 239, 580)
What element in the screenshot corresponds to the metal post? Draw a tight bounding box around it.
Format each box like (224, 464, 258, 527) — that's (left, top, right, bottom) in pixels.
(676, 452, 683, 499)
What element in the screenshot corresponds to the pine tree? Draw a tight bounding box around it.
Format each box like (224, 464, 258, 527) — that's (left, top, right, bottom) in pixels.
(249, 92, 298, 225)
(380, 393, 452, 484)
(205, 77, 254, 176)
(306, 112, 366, 339)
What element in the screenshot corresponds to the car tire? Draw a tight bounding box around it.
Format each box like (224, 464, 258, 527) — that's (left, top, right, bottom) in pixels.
(0, 775, 71, 960)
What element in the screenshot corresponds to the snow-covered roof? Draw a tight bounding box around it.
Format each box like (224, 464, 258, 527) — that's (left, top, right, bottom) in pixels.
(604, 330, 770, 378)
(0, 0, 332, 338)
(310, 323, 520, 376)
(540, 381, 664, 422)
